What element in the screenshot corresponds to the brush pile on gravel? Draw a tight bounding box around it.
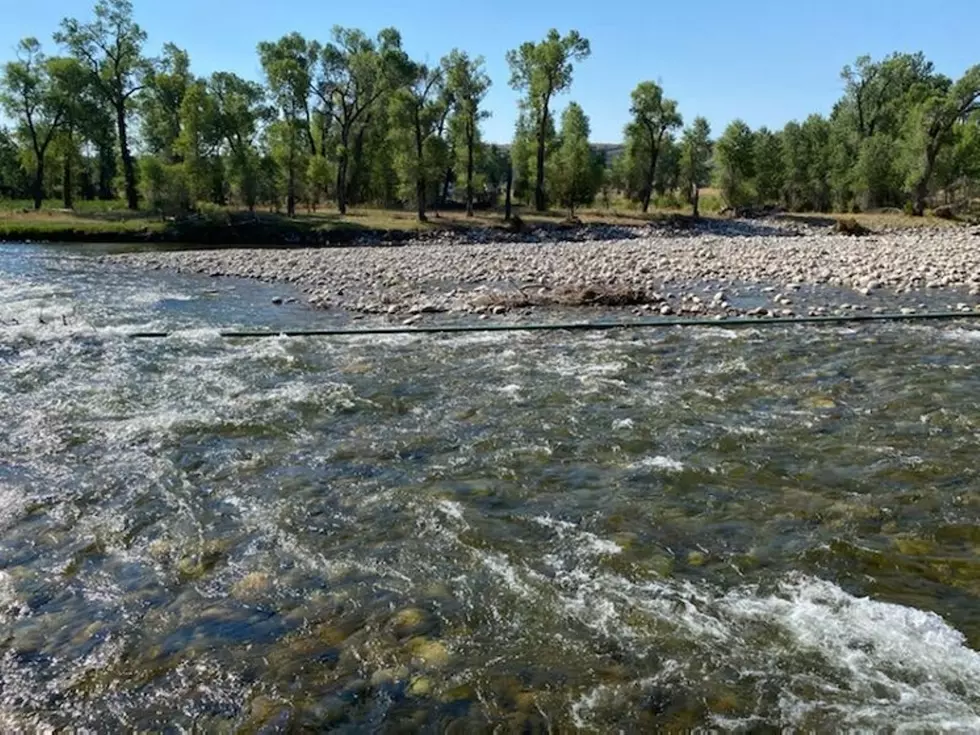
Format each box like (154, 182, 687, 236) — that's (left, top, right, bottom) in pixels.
(109, 220, 980, 321)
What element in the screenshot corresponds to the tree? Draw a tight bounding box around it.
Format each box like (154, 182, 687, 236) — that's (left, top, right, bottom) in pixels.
(317, 26, 408, 214)
(174, 78, 220, 205)
(550, 102, 599, 215)
(210, 72, 268, 210)
(715, 120, 756, 209)
(0, 38, 71, 209)
(510, 111, 538, 205)
(0, 127, 30, 198)
(680, 116, 712, 218)
(48, 56, 96, 208)
(56, 0, 150, 210)
(141, 43, 192, 162)
(506, 29, 590, 212)
(624, 81, 682, 212)
(854, 133, 903, 209)
(258, 33, 318, 216)
(389, 61, 444, 221)
(442, 50, 491, 216)
(754, 127, 784, 204)
(906, 65, 980, 215)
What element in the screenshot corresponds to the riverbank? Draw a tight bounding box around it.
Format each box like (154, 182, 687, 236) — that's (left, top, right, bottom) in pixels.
(1, 204, 968, 248)
(108, 220, 980, 322)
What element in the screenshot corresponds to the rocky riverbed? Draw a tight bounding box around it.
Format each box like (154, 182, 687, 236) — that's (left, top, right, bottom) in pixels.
(108, 220, 980, 322)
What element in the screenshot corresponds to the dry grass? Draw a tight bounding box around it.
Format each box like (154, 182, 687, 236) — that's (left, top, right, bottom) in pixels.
(0, 197, 969, 243)
(779, 211, 965, 230)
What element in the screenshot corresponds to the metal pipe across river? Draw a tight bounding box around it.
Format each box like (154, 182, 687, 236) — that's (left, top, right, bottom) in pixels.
(125, 310, 980, 339)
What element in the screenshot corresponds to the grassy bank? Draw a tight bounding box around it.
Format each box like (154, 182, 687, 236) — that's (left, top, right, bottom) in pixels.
(0, 199, 967, 247)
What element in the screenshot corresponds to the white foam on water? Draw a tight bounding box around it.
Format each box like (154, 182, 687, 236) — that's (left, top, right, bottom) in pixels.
(720, 575, 980, 728)
(125, 289, 197, 306)
(498, 383, 522, 398)
(435, 499, 467, 526)
(532, 515, 622, 557)
(630, 455, 685, 472)
(942, 328, 980, 343)
(558, 571, 980, 730)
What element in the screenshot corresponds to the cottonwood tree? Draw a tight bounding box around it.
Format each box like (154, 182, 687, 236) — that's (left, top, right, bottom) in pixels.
(549, 101, 600, 216)
(906, 65, 980, 215)
(48, 56, 93, 208)
(507, 29, 590, 212)
(680, 116, 712, 218)
(442, 49, 490, 215)
(0, 38, 71, 210)
(754, 127, 785, 204)
(258, 33, 319, 215)
(0, 127, 29, 198)
(624, 81, 682, 212)
(510, 110, 540, 205)
(715, 120, 756, 209)
(175, 78, 221, 204)
(210, 72, 269, 210)
(56, 0, 150, 210)
(317, 26, 408, 214)
(141, 43, 192, 162)
(389, 61, 444, 221)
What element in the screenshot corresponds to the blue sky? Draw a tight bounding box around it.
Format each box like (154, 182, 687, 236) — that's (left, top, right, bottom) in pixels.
(2, 0, 979, 143)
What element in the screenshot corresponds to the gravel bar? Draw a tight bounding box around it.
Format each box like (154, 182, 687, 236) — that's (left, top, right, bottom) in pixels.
(108, 221, 980, 323)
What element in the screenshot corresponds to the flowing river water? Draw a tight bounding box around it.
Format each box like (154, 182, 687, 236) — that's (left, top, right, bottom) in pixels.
(2, 243, 980, 732)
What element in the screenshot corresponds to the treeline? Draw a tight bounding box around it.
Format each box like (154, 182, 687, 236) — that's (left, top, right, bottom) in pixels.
(1, 0, 979, 220)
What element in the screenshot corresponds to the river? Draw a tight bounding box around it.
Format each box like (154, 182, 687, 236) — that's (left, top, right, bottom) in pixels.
(2, 243, 980, 731)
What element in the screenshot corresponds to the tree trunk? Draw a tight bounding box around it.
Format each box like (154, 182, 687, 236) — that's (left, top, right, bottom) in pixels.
(98, 142, 114, 200)
(692, 185, 700, 219)
(641, 139, 660, 214)
(32, 158, 44, 211)
(116, 103, 138, 210)
(336, 151, 349, 214)
(441, 160, 453, 207)
(504, 163, 512, 221)
(63, 152, 73, 209)
(534, 105, 548, 212)
(348, 123, 369, 207)
(912, 147, 938, 216)
(415, 115, 427, 222)
(466, 125, 475, 217)
(287, 133, 297, 217)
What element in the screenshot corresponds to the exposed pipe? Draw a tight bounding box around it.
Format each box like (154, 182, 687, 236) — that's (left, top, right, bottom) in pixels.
(125, 310, 980, 339)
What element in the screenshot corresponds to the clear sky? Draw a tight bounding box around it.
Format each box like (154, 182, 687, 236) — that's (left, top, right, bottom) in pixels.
(2, 0, 978, 143)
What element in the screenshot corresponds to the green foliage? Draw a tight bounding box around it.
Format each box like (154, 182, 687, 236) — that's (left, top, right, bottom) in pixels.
(621, 81, 682, 212)
(715, 120, 756, 209)
(139, 156, 190, 214)
(781, 115, 832, 211)
(141, 43, 192, 160)
(388, 61, 445, 219)
(55, 0, 150, 209)
(854, 134, 903, 209)
(0, 127, 29, 197)
(680, 117, 712, 215)
(443, 49, 491, 213)
(680, 117, 712, 189)
(0, 38, 74, 207)
(507, 29, 590, 210)
(753, 128, 784, 204)
(548, 102, 600, 214)
(5, 3, 980, 221)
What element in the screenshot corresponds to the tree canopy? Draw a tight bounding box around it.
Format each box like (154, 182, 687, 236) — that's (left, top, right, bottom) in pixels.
(2, 4, 978, 220)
